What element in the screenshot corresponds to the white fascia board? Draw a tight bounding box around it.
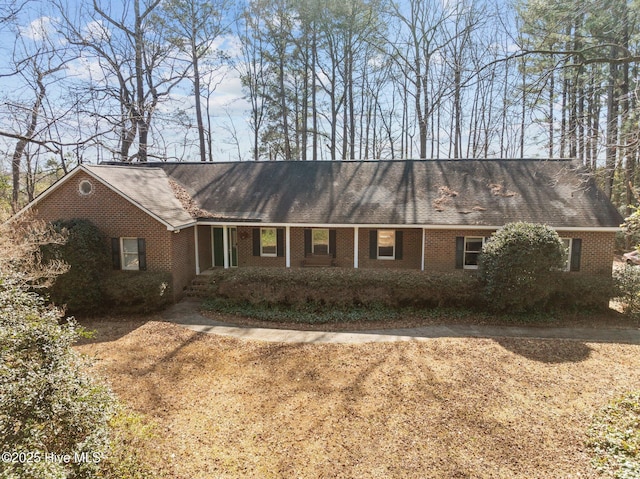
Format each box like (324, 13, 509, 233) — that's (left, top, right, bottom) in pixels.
(193, 221, 620, 232)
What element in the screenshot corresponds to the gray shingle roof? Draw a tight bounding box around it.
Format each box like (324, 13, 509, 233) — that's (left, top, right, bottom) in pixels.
(93, 159, 623, 229)
(83, 164, 194, 229)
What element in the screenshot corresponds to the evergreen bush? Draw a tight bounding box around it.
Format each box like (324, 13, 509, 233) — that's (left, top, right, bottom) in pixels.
(102, 271, 173, 314)
(41, 219, 110, 315)
(0, 284, 115, 479)
(613, 265, 640, 316)
(478, 222, 567, 313)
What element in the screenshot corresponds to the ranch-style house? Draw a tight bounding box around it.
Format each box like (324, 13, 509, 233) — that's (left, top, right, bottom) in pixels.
(15, 159, 623, 300)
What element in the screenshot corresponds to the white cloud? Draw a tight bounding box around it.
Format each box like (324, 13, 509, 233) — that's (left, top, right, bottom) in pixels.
(19, 16, 55, 42)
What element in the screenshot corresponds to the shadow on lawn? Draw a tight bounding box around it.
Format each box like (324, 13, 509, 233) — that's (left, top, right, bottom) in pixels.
(494, 337, 592, 363)
(74, 318, 152, 345)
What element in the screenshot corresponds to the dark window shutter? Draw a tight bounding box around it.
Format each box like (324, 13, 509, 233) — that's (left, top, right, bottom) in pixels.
(137, 238, 147, 271)
(276, 228, 285, 257)
(455, 237, 464, 269)
(304, 229, 312, 256)
(252, 228, 260, 256)
(111, 238, 121, 270)
(369, 230, 378, 259)
(570, 238, 582, 272)
(395, 231, 403, 260)
(329, 229, 337, 258)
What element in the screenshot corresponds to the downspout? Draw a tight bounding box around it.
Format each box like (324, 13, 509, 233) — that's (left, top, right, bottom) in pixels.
(353, 227, 359, 268)
(285, 226, 291, 268)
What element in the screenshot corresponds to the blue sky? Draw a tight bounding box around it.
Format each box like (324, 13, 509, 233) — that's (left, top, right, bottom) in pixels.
(0, 0, 545, 167)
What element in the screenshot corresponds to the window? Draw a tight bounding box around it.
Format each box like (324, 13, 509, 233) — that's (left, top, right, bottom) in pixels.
(369, 229, 403, 260)
(312, 229, 330, 255)
(121, 238, 140, 270)
(377, 230, 395, 259)
(252, 228, 284, 257)
(78, 179, 93, 196)
(456, 236, 491, 269)
(111, 237, 146, 271)
(260, 228, 277, 256)
(462, 237, 486, 269)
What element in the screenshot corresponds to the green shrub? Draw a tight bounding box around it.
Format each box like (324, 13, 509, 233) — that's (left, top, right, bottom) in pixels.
(587, 391, 640, 478)
(549, 273, 615, 312)
(613, 265, 640, 316)
(102, 271, 173, 314)
(0, 284, 115, 479)
(202, 267, 482, 310)
(478, 222, 567, 313)
(41, 219, 110, 315)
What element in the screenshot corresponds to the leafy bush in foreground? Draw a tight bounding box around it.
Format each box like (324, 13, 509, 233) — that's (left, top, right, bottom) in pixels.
(0, 284, 115, 479)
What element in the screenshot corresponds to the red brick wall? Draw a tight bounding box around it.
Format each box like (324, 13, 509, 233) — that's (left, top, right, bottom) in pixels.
(197, 225, 212, 271)
(556, 230, 616, 275)
(289, 227, 354, 267)
(237, 226, 286, 267)
(171, 227, 195, 298)
(424, 229, 616, 276)
(30, 170, 194, 299)
(424, 229, 491, 271)
(358, 228, 422, 270)
(237, 226, 423, 269)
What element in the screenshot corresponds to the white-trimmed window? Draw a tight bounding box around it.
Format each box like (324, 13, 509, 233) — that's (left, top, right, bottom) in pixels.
(112, 237, 147, 271)
(463, 237, 485, 269)
(260, 228, 277, 257)
(377, 230, 395, 259)
(312, 228, 330, 255)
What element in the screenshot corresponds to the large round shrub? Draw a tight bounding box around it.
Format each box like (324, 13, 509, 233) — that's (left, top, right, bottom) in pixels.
(42, 219, 110, 314)
(478, 222, 567, 313)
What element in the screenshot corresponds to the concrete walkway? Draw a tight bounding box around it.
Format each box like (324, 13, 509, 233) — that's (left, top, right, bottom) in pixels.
(161, 299, 640, 345)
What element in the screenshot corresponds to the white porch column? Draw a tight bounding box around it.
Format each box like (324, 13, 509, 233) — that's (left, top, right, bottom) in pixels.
(421, 228, 426, 271)
(194, 224, 200, 275)
(285, 226, 291, 268)
(222, 225, 230, 269)
(353, 227, 359, 268)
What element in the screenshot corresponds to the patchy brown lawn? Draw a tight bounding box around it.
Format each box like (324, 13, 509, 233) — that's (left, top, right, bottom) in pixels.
(76, 317, 640, 479)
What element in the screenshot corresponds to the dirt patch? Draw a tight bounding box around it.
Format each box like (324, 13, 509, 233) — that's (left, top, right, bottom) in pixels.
(76, 317, 640, 478)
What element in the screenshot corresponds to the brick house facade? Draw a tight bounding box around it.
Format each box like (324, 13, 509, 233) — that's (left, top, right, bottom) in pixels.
(14, 159, 623, 301)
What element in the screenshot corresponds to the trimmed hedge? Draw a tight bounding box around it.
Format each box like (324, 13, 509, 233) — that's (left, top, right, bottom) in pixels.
(102, 271, 173, 314)
(548, 273, 614, 312)
(201, 267, 483, 310)
(201, 267, 615, 318)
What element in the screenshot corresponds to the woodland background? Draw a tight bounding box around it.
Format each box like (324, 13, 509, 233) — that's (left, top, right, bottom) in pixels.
(0, 0, 638, 220)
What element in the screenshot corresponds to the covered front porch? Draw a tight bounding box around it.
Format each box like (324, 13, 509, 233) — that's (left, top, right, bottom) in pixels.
(192, 223, 429, 274)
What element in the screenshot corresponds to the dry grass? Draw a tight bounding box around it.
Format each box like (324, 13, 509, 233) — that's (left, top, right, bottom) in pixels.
(76, 317, 640, 479)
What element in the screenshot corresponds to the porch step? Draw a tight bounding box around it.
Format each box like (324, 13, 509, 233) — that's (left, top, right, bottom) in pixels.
(184, 275, 213, 298)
